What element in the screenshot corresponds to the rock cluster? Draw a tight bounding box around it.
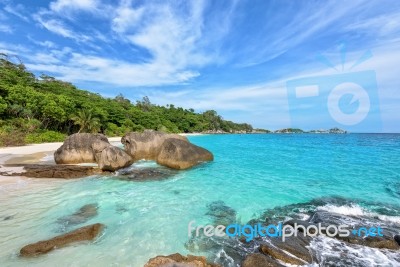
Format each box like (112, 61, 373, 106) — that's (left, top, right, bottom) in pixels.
(54, 133, 133, 171)
(53, 131, 213, 171)
(122, 130, 213, 169)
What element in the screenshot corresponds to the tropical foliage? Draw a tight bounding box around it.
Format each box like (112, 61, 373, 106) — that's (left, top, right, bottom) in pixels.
(0, 54, 253, 146)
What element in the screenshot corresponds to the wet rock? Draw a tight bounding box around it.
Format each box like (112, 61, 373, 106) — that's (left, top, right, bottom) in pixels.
(395, 235, 400, 246)
(265, 234, 312, 263)
(122, 130, 188, 161)
(2, 164, 101, 179)
(116, 167, 177, 181)
(57, 204, 98, 227)
(206, 200, 237, 225)
(241, 253, 284, 267)
(309, 211, 400, 250)
(20, 223, 104, 257)
(259, 243, 308, 265)
(156, 138, 213, 170)
(144, 253, 220, 267)
(54, 133, 109, 164)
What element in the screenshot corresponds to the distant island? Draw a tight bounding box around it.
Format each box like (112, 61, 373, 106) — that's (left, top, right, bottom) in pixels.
(273, 127, 347, 134)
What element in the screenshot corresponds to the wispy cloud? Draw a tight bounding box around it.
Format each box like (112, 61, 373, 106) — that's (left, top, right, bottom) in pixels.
(0, 24, 11, 33)
(4, 4, 29, 22)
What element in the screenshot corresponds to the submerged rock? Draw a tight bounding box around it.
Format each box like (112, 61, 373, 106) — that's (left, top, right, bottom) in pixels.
(206, 200, 237, 225)
(116, 167, 177, 181)
(144, 253, 220, 267)
(57, 204, 98, 227)
(156, 138, 213, 170)
(20, 223, 104, 257)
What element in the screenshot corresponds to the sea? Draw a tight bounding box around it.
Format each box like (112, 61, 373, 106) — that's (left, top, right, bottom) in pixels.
(0, 134, 399, 266)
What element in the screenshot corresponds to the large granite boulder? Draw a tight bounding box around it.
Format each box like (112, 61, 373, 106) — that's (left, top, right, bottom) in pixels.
(156, 138, 213, 169)
(20, 223, 104, 257)
(54, 133, 109, 164)
(121, 130, 188, 161)
(122, 130, 213, 170)
(54, 133, 133, 171)
(97, 146, 134, 171)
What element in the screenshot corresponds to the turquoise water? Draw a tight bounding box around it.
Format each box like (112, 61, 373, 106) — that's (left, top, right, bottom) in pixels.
(0, 134, 400, 266)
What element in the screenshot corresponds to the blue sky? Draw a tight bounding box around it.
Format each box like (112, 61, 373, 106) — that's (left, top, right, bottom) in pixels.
(0, 0, 399, 132)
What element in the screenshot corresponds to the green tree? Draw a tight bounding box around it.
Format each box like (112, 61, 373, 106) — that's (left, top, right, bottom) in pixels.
(71, 109, 100, 133)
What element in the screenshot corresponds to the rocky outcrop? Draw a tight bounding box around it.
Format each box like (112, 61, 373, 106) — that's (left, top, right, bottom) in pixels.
(54, 133, 133, 171)
(144, 253, 220, 267)
(122, 130, 213, 170)
(241, 253, 284, 267)
(121, 130, 188, 161)
(0, 164, 101, 178)
(20, 223, 104, 257)
(156, 138, 214, 169)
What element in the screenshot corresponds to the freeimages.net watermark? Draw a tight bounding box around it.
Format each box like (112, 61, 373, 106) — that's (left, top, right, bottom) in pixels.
(188, 220, 383, 242)
(286, 44, 381, 132)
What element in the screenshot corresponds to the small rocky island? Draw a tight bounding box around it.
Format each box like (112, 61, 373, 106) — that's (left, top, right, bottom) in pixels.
(274, 127, 347, 134)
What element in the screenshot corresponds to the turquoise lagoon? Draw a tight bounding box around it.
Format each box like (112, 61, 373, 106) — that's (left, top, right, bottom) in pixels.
(0, 134, 400, 266)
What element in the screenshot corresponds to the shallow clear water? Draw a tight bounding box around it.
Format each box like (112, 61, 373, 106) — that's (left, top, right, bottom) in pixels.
(0, 134, 400, 266)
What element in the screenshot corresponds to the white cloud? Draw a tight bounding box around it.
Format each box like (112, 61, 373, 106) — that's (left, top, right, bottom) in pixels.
(4, 4, 29, 22)
(33, 14, 90, 42)
(0, 24, 12, 33)
(345, 12, 400, 36)
(49, 0, 98, 13)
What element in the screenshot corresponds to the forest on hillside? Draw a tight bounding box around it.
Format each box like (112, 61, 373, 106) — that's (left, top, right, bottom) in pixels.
(0, 54, 253, 146)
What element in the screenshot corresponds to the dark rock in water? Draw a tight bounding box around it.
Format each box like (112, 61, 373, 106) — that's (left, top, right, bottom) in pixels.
(1, 164, 102, 179)
(3, 215, 14, 221)
(264, 234, 312, 263)
(156, 138, 214, 170)
(206, 200, 237, 225)
(144, 253, 220, 267)
(259, 243, 307, 265)
(241, 253, 284, 267)
(57, 204, 98, 227)
(394, 235, 400, 246)
(20, 223, 104, 257)
(309, 211, 400, 250)
(116, 167, 177, 181)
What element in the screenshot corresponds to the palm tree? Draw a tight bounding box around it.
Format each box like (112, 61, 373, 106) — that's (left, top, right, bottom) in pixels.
(71, 109, 100, 133)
